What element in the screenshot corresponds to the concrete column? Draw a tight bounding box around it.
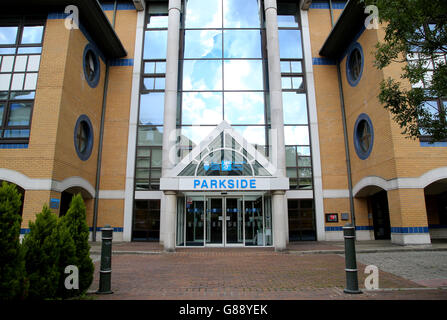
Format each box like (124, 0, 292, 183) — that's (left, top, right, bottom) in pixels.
(163, 191, 177, 251)
(264, 0, 286, 176)
(162, 0, 181, 172)
(160, 0, 181, 247)
(265, 0, 288, 251)
(272, 191, 287, 251)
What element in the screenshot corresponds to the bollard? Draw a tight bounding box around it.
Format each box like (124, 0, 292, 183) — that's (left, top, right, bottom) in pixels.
(343, 223, 362, 294)
(96, 224, 113, 294)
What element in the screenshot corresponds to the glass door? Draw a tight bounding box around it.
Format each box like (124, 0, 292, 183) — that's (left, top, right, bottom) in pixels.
(225, 198, 243, 245)
(206, 198, 223, 245)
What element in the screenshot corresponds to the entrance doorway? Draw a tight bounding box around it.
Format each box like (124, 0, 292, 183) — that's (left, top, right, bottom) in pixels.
(370, 191, 391, 240)
(177, 193, 271, 247)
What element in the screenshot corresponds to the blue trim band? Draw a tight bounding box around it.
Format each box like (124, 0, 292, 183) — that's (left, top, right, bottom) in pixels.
(312, 57, 336, 65)
(310, 1, 347, 9)
(110, 58, 134, 67)
(325, 226, 373, 231)
(0, 144, 28, 149)
(420, 141, 447, 147)
(391, 227, 429, 234)
(101, 3, 136, 11)
(89, 227, 124, 232)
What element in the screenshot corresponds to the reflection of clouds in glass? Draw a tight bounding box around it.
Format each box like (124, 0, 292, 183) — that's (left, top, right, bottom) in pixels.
(184, 30, 222, 59)
(278, 30, 303, 59)
(182, 92, 222, 125)
(233, 126, 266, 146)
(144, 30, 167, 59)
(21, 26, 44, 44)
(183, 60, 222, 91)
(224, 92, 265, 124)
(284, 126, 309, 145)
(180, 126, 216, 147)
(139, 92, 164, 125)
(282, 92, 308, 125)
(185, 0, 222, 28)
(224, 0, 260, 28)
(224, 60, 264, 90)
(224, 30, 262, 58)
(0, 27, 18, 44)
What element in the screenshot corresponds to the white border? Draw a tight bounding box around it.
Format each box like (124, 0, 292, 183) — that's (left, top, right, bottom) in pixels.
(300, 9, 325, 241)
(123, 9, 145, 242)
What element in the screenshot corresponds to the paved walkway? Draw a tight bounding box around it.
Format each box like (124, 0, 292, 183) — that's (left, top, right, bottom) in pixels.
(88, 240, 447, 300)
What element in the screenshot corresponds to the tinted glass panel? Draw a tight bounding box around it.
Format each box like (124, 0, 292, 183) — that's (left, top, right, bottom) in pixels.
(137, 126, 163, 146)
(224, 92, 265, 124)
(0, 27, 18, 44)
(27, 55, 41, 71)
(0, 74, 11, 91)
(182, 60, 222, 91)
(279, 30, 303, 59)
(10, 91, 35, 100)
(184, 30, 222, 59)
(277, 15, 299, 28)
(286, 146, 296, 166)
(147, 15, 168, 28)
(21, 26, 44, 44)
(232, 126, 266, 146)
(4, 129, 30, 138)
(139, 92, 164, 125)
(223, 30, 262, 58)
(8, 102, 32, 126)
(24, 73, 38, 90)
(284, 126, 309, 145)
(224, 60, 264, 90)
(143, 31, 167, 59)
(182, 92, 223, 125)
(17, 47, 41, 54)
(223, 0, 260, 28)
(283, 92, 308, 124)
(0, 103, 4, 124)
(185, 0, 222, 28)
(1, 56, 15, 72)
(179, 126, 216, 148)
(0, 48, 16, 54)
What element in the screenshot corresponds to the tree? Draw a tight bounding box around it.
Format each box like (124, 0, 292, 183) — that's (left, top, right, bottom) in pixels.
(22, 205, 60, 299)
(363, 0, 447, 141)
(60, 194, 94, 296)
(0, 182, 27, 300)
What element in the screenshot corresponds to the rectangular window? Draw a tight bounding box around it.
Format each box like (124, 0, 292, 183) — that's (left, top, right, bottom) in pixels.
(0, 21, 44, 144)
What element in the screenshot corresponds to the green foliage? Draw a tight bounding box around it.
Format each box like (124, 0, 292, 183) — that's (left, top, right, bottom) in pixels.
(60, 194, 94, 295)
(55, 218, 77, 299)
(22, 205, 60, 299)
(0, 182, 27, 300)
(362, 0, 447, 141)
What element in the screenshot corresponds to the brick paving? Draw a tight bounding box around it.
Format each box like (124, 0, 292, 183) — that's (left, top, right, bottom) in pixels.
(87, 247, 447, 300)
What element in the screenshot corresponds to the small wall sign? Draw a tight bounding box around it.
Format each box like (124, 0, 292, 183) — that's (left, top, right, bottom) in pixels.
(50, 198, 60, 209)
(325, 213, 338, 223)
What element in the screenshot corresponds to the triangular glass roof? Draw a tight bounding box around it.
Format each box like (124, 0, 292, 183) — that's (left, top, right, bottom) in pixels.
(166, 121, 277, 178)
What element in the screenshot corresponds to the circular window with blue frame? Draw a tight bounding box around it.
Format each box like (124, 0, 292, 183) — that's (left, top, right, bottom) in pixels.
(83, 44, 100, 88)
(354, 113, 374, 160)
(346, 42, 364, 87)
(74, 115, 94, 161)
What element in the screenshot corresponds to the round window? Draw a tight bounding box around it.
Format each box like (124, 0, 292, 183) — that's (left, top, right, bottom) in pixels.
(354, 114, 374, 160)
(83, 44, 100, 88)
(74, 115, 93, 161)
(346, 43, 364, 87)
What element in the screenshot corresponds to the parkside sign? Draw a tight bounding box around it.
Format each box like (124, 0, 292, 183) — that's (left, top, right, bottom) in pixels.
(178, 177, 270, 191)
(160, 176, 289, 191)
(194, 178, 257, 190)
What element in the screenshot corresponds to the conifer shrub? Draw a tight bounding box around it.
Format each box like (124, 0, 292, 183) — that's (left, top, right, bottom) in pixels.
(0, 182, 27, 300)
(60, 194, 94, 296)
(22, 205, 60, 299)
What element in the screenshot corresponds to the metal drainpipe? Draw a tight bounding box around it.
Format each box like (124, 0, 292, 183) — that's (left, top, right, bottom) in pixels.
(328, 0, 356, 227)
(92, 0, 117, 242)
